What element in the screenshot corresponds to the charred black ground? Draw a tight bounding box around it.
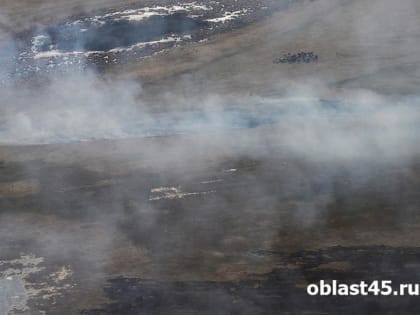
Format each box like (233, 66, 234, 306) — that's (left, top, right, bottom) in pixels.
(82, 246, 420, 315)
(38, 13, 207, 53)
(7, 0, 291, 80)
(2, 146, 420, 313)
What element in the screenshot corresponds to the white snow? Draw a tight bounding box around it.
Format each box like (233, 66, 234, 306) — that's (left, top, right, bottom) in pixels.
(149, 186, 215, 201)
(223, 168, 238, 173)
(31, 35, 49, 53)
(206, 9, 249, 23)
(0, 255, 73, 314)
(109, 35, 190, 53)
(89, 2, 211, 23)
(33, 35, 191, 59)
(200, 179, 224, 184)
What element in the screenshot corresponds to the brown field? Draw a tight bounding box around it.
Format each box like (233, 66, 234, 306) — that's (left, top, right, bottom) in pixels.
(1, 0, 420, 314)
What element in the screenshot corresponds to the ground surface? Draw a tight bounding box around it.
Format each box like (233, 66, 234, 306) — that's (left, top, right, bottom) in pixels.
(1, 0, 420, 314)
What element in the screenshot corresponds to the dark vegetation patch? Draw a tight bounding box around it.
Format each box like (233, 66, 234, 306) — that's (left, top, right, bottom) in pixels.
(273, 51, 318, 64)
(82, 246, 420, 315)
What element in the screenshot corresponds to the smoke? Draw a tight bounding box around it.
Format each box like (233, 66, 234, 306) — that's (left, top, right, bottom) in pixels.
(1, 74, 419, 164)
(0, 71, 144, 144)
(1, 0, 420, 313)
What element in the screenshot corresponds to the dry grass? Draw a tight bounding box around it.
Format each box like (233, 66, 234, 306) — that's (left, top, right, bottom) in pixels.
(0, 179, 40, 197)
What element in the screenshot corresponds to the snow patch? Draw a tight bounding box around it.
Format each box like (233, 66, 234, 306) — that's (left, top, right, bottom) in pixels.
(72, 2, 211, 25)
(149, 186, 215, 201)
(0, 255, 74, 314)
(206, 9, 249, 23)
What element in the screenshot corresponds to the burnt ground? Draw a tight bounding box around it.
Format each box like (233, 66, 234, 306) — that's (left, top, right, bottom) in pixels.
(4, 0, 294, 81)
(83, 246, 420, 315)
(2, 0, 420, 314)
(1, 133, 420, 313)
